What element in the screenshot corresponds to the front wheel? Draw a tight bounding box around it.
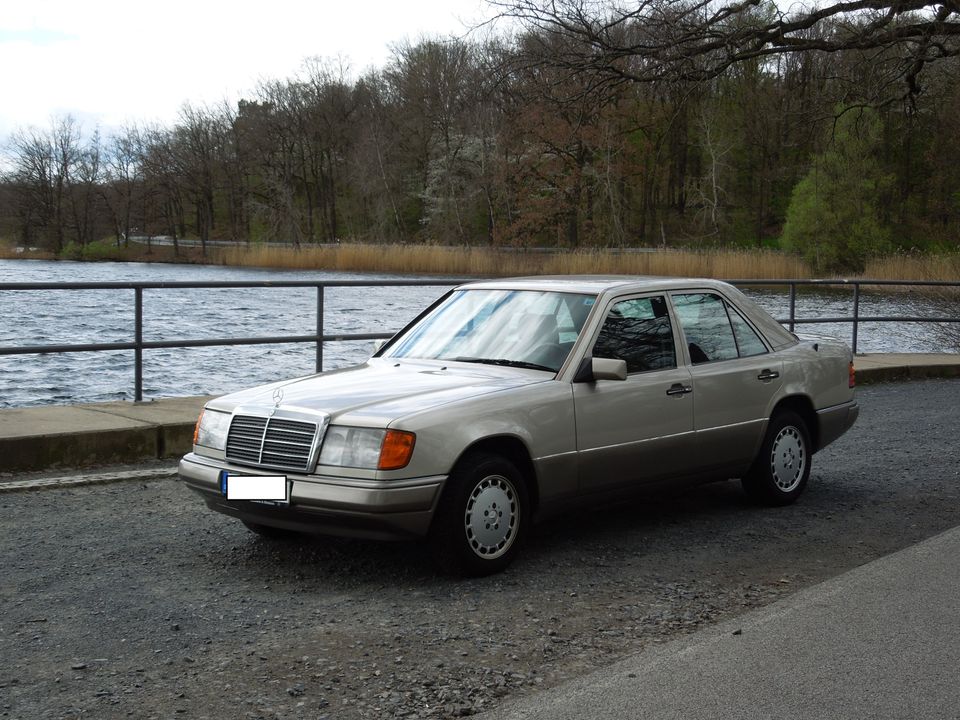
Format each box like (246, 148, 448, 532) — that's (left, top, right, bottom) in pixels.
(429, 451, 528, 577)
(742, 410, 811, 506)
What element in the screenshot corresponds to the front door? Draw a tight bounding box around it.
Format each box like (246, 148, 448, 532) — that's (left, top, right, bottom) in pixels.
(573, 295, 695, 493)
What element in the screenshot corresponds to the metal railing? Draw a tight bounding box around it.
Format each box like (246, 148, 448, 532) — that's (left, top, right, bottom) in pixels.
(727, 279, 960, 354)
(1, 278, 958, 401)
(0, 279, 463, 401)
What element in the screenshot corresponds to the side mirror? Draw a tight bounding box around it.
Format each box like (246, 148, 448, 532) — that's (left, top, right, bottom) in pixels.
(371, 338, 388, 355)
(573, 356, 627, 383)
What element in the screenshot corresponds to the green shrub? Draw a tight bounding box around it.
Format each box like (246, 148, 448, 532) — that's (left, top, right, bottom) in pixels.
(781, 108, 894, 274)
(59, 241, 84, 260)
(83, 239, 123, 261)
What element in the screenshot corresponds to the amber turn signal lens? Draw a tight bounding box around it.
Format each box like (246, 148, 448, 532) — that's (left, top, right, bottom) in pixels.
(193, 411, 204, 445)
(378, 430, 416, 470)
(849, 361, 856, 388)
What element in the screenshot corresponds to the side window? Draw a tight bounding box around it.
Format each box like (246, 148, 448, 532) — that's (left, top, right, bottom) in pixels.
(728, 307, 768, 357)
(672, 293, 738, 364)
(593, 296, 676, 373)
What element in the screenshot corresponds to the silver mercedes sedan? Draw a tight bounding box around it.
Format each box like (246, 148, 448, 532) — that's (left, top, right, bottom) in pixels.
(180, 276, 858, 576)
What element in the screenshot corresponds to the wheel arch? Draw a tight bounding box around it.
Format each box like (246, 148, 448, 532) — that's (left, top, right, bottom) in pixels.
(448, 435, 540, 515)
(771, 394, 820, 451)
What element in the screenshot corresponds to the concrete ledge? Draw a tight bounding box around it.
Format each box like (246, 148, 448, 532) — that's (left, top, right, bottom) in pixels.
(0, 396, 211, 473)
(0, 426, 159, 472)
(855, 353, 960, 384)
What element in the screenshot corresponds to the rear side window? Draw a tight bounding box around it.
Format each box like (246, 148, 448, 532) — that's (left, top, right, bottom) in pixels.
(593, 296, 676, 373)
(728, 307, 768, 357)
(673, 293, 768, 363)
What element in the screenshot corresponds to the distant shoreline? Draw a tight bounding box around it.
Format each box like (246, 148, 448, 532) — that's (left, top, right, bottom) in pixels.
(1, 241, 957, 283)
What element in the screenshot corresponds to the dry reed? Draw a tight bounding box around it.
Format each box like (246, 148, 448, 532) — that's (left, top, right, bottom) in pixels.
(214, 244, 815, 280)
(3, 239, 957, 284)
(861, 254, 960, 283)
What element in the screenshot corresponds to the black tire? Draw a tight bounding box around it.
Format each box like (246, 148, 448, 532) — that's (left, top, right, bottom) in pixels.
(429, 451, 528, 577)
(241, 520, 302, 541)
(742, 410, 812, 506)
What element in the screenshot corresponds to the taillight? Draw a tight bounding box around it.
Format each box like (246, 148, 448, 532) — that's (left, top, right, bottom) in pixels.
(849, 361, 856, 388)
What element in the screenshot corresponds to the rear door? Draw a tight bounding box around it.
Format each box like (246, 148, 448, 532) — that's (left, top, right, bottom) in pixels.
(670, 292, 783, 472)
(573, 294, 695, 492)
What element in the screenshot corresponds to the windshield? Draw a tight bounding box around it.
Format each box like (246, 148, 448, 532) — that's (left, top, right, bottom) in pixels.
(382, 289, 596, 372)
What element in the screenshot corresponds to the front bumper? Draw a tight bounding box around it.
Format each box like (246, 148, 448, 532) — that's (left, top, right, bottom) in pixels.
(179, 453, 445, 540)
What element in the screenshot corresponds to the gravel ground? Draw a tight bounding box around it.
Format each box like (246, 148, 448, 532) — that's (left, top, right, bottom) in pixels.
(2, 380, 959, 720)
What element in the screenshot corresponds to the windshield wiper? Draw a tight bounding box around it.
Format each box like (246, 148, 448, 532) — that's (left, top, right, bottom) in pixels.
(453, 357, 557, 372)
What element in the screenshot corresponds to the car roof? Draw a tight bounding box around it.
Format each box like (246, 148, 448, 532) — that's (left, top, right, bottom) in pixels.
(459, 275, 734, 295)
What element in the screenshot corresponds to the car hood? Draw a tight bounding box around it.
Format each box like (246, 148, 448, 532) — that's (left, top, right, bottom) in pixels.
(205, 358, 550, 426)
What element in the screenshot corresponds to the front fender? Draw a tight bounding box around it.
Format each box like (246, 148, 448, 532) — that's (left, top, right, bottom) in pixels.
(377, 381, 578, 502)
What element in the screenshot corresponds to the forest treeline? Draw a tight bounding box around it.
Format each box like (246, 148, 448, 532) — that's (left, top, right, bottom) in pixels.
(1, 0, 958, 272)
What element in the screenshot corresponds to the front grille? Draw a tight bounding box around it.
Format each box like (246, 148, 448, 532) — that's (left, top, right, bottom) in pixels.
(225, 415, 318, 471)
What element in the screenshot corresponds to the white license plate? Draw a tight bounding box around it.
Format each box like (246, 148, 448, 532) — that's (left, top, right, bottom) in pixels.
(223, 474, 289, 503)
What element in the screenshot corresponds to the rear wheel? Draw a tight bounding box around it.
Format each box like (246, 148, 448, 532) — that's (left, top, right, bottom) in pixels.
(430, 451, 528, 577)
(742, 410, 811, 506)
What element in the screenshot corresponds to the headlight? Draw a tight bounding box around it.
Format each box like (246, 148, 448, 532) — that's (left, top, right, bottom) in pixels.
(318, 426, 415, 470)
(193, 409, 232, 450)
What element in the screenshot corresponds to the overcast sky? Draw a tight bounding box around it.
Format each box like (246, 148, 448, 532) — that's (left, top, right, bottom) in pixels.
(0, 0, 495, 140)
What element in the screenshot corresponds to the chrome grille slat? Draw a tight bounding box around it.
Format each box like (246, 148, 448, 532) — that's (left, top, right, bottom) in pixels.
(225, 414, 319, 471)
(268, 420, 315, 431)
(261, 437, 312, 447)
(262, 448, 310, 457)
(266, 436, 314, 444)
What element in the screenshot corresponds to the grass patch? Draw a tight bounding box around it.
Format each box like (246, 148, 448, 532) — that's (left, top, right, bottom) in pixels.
(0, 243, 55, 260)
(0, 240, 211, 264)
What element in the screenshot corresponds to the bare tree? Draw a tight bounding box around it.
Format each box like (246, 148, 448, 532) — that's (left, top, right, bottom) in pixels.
(298, 57, 357, 243)
(6, 116, 86, 251)
(102, 125, 144, 246)
(386, 39, 484, 242)
(69, 128, 105, 248)
(488, 0, 960, 102)
(350, 71, 407, 240)
(173, 103, 224, 254)
(244, 82, 309, 245)
(139, 125, 186, 254)
(216, 101, 253, 243)
(7, 126, 56, 248)
(50, 117, 82, 250)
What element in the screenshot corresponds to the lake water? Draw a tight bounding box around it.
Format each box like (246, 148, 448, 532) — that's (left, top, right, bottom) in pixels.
(1, 259, 958, 408)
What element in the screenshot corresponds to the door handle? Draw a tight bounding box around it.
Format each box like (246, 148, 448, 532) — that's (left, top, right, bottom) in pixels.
(666, 383, 693, 397)
(757, 369, 780, 382)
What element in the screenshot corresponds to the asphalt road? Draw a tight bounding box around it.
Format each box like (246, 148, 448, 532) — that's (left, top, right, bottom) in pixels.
(2, 379, 959, 720)
(484, 525, 960, 720)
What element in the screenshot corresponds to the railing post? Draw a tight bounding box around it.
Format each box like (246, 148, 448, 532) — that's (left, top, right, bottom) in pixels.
(852, 282, 860, 354)
(788, 283, 796, 333)
(134, 287, 143, 401)
(316, 285, 324, 373)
